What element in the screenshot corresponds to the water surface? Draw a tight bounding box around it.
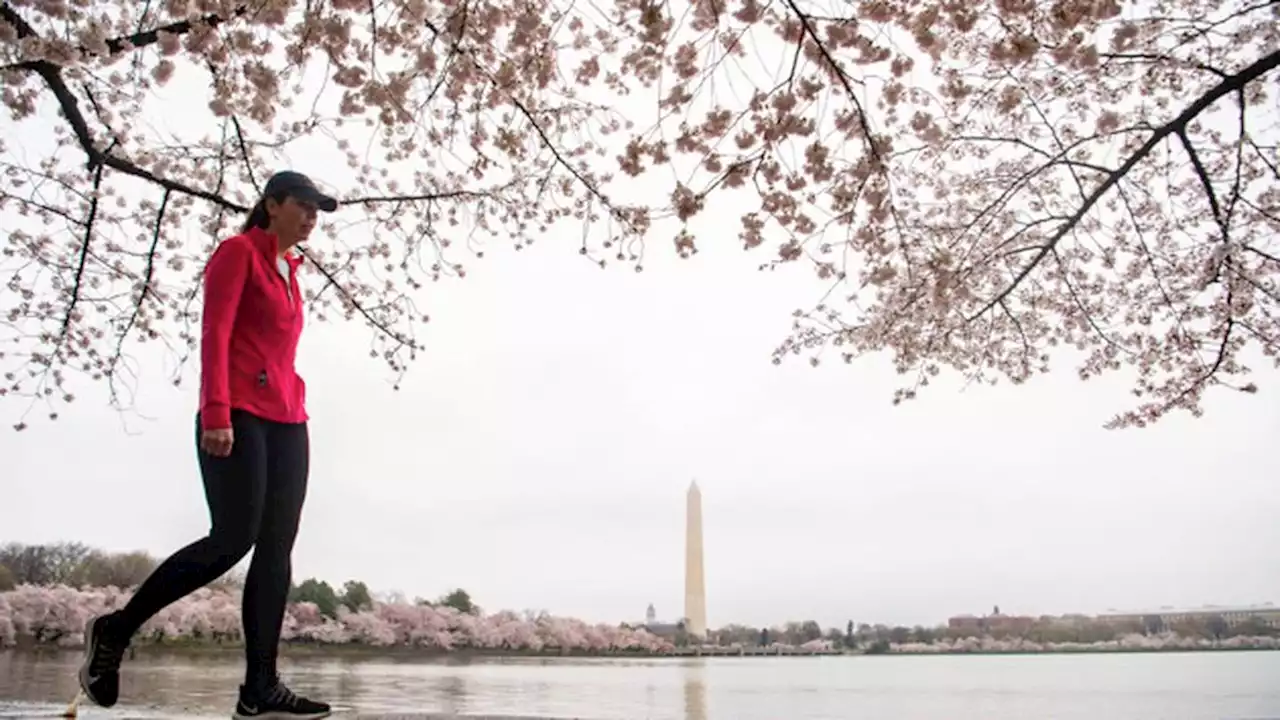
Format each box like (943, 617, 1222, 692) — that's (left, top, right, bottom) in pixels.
(2, 649, 1279, 719)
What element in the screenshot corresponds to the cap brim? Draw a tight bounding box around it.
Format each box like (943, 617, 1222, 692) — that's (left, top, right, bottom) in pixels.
(296, 187, 338, 212)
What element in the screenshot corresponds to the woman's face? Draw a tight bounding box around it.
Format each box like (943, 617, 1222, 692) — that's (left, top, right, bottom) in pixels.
(266, 195, 318, 248)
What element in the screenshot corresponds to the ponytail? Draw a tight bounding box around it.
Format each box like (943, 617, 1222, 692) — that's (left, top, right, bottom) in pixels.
(240, 199, 270, 233)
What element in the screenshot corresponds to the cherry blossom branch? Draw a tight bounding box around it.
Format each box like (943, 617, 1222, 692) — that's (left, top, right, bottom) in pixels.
(3, 5, 437, 364)
(342, 189, 494, 205)
(230, 116, 258, 189)
(3, 5, 242, 203)
(56, 163, 103, 358)
(2, 0, 651, 427)
(767, 3, 1280, 428)
(1177, 130, 1224, 231)
(298, 248, 422, 353)
(420, 13, 635, 238)
(966, 48, 1280, 323)
(780, 0, 881, 165)
(1245, 246, 1280, 265)
(1, 5, 248, 73)
(107, 188, 170, 406)
(0, 191, 86, 226)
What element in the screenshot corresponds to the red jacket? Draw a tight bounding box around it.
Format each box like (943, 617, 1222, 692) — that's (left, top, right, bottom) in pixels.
(199, 227, 307, 431)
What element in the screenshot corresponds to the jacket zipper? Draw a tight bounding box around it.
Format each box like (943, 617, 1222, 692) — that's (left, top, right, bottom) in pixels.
(262, 253, 298, 417)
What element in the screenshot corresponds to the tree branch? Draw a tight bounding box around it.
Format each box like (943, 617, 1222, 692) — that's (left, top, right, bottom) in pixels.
(56, 163, 104, 357)
(966, 48, 1280, 322)
(2, 3, 428, 356)
(781, 0, 880, 165)
(1, 4, 248, 72)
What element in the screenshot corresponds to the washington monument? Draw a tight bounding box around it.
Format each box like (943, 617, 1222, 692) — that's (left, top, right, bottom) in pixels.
(684, 480, 707, 638)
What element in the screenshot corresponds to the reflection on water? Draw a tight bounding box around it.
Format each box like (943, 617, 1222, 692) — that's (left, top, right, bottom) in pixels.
(2, 648, 1280, 720)
(0, 650, 712, 720)
(437, 675, 465, 717)
(683, 663, 707, 720)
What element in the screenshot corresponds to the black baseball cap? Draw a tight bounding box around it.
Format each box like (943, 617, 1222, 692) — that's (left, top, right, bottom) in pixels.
(262, 170, 338, 212)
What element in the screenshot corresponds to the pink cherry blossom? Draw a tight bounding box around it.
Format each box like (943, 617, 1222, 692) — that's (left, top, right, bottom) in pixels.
(0, 584, 674, 654)
(2, 0, 1276, 432)
(9, 583, 1274, 656)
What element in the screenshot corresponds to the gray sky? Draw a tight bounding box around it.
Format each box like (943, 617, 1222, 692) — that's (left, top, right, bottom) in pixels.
(4, 234, 1278, 629)
(3, 4, 1279, 632)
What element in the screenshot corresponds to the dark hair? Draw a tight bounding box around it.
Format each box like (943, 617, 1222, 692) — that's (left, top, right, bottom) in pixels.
(240, 191, 288, 233)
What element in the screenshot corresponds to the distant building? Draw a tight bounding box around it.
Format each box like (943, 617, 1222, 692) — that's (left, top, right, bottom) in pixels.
(987, 613, 1035, 635)
(638, 603, 682, 639)
(1097, 604, 1280, 629)
(946, 604, 1280, 634)
(646, 622, 683, 639)
(947, 606, 1034, 635)
(1046, 614, 1092, 628)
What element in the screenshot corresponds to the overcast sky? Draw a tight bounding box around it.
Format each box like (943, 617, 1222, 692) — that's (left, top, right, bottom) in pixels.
(3, 7, 1279, 632)
(4, 230, 1278, 629)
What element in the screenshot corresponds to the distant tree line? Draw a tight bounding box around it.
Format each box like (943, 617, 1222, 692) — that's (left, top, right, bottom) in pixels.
(286, 580, 480, 619)
(2, 541, 479, 623)
(7, 542, 1275, 647)
(702, 620, 835, 648)
(698, 615, 1278, 650)
(0, 541, 166, 591)
(0, 541, 250, 593)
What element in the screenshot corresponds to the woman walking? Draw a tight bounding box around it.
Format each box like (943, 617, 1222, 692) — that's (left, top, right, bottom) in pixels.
(78, 171, 338, 719)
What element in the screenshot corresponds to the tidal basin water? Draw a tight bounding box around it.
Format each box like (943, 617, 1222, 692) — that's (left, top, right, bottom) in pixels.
(2, 649, 1279, 720)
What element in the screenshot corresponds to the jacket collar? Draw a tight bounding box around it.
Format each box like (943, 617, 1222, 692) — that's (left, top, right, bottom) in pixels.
(244, 226, 304, 269)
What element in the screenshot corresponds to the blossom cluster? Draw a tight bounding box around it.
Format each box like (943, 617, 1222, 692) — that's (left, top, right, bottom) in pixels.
(890, 633, 1280, 654)
(0, 584, 673, 654)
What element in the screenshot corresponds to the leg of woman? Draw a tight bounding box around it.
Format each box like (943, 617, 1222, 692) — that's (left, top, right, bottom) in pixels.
(77, 410, 271, 708)
(242, 419, 308, 693)
(233, 419, 330, 719)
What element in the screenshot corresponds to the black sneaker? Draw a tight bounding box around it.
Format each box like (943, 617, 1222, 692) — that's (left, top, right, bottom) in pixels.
(77, 613, 129, 707)
(233, 681, 331, 719)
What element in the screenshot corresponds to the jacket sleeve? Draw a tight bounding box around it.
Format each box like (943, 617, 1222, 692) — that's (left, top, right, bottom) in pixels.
(199, 238, 252, 431)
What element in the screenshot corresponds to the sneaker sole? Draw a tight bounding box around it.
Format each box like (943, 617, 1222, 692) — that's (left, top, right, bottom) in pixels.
(230, 707, 332, 712)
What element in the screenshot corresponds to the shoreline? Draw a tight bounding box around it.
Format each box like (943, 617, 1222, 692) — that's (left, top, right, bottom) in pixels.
(5, 641, 1278, 661)
(884, 646, 1280, 656)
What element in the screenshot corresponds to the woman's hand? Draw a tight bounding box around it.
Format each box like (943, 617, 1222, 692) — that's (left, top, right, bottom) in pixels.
(200, 428, 235, 457)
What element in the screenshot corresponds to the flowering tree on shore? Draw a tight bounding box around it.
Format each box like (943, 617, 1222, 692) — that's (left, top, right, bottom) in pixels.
(0, 584, 674, 653)
(2, 0, 1278, 428)
(6, 583, 1280, 656)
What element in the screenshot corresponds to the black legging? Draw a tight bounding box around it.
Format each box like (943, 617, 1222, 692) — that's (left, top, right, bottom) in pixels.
(112, 409, 310, 691)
